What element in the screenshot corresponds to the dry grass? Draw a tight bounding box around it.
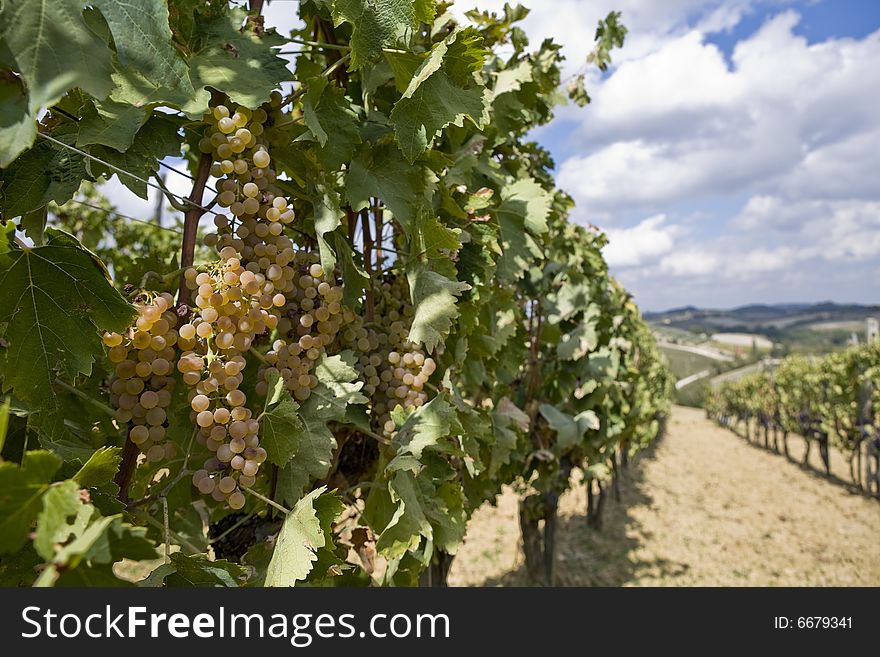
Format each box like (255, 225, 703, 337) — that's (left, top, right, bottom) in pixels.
(448, 406, 880, 587)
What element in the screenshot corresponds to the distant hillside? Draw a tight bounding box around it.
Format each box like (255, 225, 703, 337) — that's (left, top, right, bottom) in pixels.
(645, 302, 880, 332)
(646, 302, 879, 353)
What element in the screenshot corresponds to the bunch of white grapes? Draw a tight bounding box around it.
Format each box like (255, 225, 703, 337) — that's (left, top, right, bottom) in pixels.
(256, 254, 345, 402)
(105, 294, 178, 463)
(338, 276, 437, 438)
(199, 100, 345, 403)
(179, 247, 275, 509)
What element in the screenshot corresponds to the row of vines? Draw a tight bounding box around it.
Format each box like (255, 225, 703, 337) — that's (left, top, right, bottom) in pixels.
(707, 343, 880, 497)
(0, 0, 672, 587)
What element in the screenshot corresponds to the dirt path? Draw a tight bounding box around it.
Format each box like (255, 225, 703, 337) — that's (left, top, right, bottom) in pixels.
(448, 405, 880, 586)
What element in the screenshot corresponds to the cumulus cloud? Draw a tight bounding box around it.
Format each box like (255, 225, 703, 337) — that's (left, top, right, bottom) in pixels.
(559, 12, 880, 215)
(603, 214, 679, 267)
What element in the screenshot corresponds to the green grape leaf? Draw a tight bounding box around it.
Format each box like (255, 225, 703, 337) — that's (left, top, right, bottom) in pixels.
(0, 0, 113, 139)
(428, 481, 466, 554)
(388, 395, 461, 472)
(73, 446, 122, 488)
(76, 98, 150, 151)
(557, 305, 600, 361)
(159, 553, 246, 587)
(275, 353, 366, 505)
(0, 450, 63, 554)
(345, 141, 428, 232)
(495, 207, 543, 282)
(548, 280, 595, 323)
(331, 0, 435, 70)
(260, 396, 303, 468)
(490, 397, 528, 477)
(411, 213, 462, 279)
(305, 492, 347, 583)
(312, 186, 344, 275)
(370, 467, 467, 561)
(20, 207, 48, 246)
(493, 60, 533, 98)
(406, 262, 469, 352)
(35, 511, 157, 586)
(187, 10, 290, 109)
(390, 29, 489, 162)
(0, 127, 87, 218)
(0, 63, 36, 167)
(0, 544, 41, 586)
(539, 404, 600, 453)
(87, 115, 181, 198)
(91, 0, 196, 111)
(302, 81, 362, 170)
(0, 228, 135, 409)
(332, 231, 369, 309)
(367, 470, 431, 560)
(264, 487, 328, 587)
(497, 177, 552, 234)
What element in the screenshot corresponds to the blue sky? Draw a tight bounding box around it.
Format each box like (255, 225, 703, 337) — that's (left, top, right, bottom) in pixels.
(492, 0, 880, 311)
(101, 0, 880, 312)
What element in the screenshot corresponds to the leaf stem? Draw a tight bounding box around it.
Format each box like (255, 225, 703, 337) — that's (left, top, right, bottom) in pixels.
(53, 378, 116, 417)
(241, 485, 291, 515)
(140, 513, 201, 555)
(287, 38, 351, 51)
(359, 428, 392, 446)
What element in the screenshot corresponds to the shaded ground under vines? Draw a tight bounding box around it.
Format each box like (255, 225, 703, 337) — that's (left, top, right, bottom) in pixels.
(449, 406, 880, 586)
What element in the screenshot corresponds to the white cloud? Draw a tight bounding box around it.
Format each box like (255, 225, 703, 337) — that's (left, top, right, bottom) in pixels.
(559, 13, 880, 216)
(602, 214, 679, 266)
(658, 248, 719, 276)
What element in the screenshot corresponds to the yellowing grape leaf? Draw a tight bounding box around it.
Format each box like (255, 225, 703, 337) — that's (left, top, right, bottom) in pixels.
(264, 487, 327, 587)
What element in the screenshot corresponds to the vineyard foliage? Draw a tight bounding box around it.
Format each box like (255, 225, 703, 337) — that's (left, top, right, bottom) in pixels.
(0, 0, 672, 587)
(708, 343, 880, 491)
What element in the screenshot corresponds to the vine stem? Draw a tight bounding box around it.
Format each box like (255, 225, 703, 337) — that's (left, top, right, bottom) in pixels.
(141, 513, 201, 555)
(359, 428, 392, 446)
(287, 38, 351, 51)
(53, 378, 116, 417)
(207, 511, 257, 545)
(361, 209, 374, 321)
(282, 52, 352, 106)
(125, 465, 192, 509)
(241, 485, 291, 515)
(162, 497, 171, 564)
(177, 152, 213, 313)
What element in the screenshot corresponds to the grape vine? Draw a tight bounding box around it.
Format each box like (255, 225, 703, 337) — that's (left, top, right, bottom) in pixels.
(0, 0, 671, 587)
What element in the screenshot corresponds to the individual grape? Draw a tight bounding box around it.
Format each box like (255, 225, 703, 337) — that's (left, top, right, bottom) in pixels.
(191, 394, 210, 412)
(252, 150, 270, 168)
(228, 490, 246, 509)
(218, 476, 237, 494)
(130, 425, 149, 445)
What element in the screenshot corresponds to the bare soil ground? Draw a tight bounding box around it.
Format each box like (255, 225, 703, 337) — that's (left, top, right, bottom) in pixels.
(448, 405, 880, 586)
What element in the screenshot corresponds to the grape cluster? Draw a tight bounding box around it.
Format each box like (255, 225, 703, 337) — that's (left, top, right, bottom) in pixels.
(178, 249, 274, 508)
(182, 98, 350, 507)
(339, 276, 437, 437)
(256, 254, 345, 402)
(105, 294, 178, 463)
(199, 100, 344, 403)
